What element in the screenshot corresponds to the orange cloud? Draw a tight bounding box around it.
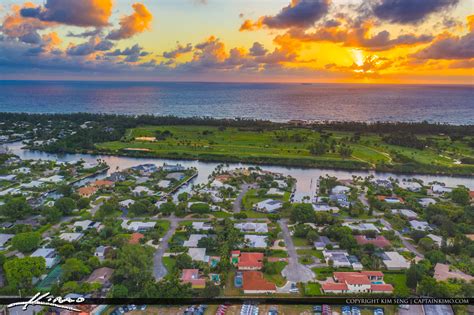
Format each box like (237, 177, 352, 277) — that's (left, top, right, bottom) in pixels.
(2, 3, 52, 39)
(467, 15, 474, 32)
(239, 18, 263, 32)
(20, 0, 113, 27)
(107, 3, 153, 40)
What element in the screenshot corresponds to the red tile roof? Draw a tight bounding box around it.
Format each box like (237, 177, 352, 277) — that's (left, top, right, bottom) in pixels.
(371, 284, 394, 292)
(242, 271, 276, 292)
(128, 232, 144, 244)
(322, 282, 348, 291)
(334, 272, 373, 285)
(181, 269, 206, 287)
(92, 180, 114, 187)
(238, 252, 264, 269)
(355, 235, 391, 248)
(361, 271, 384, 277)
(77, 186, 97, 197)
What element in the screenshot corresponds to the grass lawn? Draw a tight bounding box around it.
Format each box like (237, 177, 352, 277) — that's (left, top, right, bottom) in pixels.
(304, 282, 322, 296)
(296, 249, 323, 259)
(95, 125, 474, 175)
(162, 257, 176, 273)
(384, 272, 410, 297)
(263, 261, 288, 287)
(292, 236, 310, 247)
(239, 210, 269, 218)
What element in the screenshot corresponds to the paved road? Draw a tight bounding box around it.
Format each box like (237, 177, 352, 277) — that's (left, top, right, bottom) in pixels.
(153, 216, 179, 280)
(278, 219, 315, 283)
(380, 219, 424, 259)
(233, 183, 256, 213)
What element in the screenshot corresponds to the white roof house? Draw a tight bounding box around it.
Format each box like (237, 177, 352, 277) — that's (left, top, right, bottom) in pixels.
(312, 203, 339, 212)
(0, 175, 16, 181)
(267, 188, 285, 196)
(73, 220, 101, 230)
(418, 198, 436, 207)
(245, 235, 267, 248)
(254, 199, 283, 213)
(331, 185, 351, 195)
(391, 209, 418, 220)
(132, 186, 153, 196)
(427, 234, 443, 247)
(399, 181, 422, 192)
(191, 222, 212, 231)
(183, 234, 207, 247)
(39, 175, 64, 183)
(122, 220, 156, 232)
(0, 234, 14, 250)
(343, 222, 380, 233)
(431, 184, 453, 194)
(60, 232, 84, 242)
(274, 180, 287, 189)
(31, 248, 59, 268)
(410, 220, 431, 231)
(234, 222, 268, 233)
(158, 180, 171, 188)
(20, 181, 44, 189)
(13, 167, 31, 174)
(381, 251, 410, 270)
(0, 188, 22, 196)
(188, 248, 209, 262)
(322, 250, 352, 268)
(119, 199, 135, 208)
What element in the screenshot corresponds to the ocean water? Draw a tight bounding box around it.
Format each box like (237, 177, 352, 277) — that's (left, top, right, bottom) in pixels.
(0, 80, 473, 124)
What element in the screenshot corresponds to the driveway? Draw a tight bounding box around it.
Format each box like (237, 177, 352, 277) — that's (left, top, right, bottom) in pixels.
(278, 219, 315, 283)
(153, 216, 179, 280)
(233, 183, 256, 213)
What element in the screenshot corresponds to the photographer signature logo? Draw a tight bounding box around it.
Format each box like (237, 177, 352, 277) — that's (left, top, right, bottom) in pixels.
(7, 292, 85, 312)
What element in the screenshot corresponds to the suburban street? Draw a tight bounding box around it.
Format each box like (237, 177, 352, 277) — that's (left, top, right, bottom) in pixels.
(233, 183, 256, 213)
(278, 219, 315, 283)
(153, 216, 179, 280)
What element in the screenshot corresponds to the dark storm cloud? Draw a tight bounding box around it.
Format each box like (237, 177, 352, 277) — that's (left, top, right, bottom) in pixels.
(371, 0, 459, 24)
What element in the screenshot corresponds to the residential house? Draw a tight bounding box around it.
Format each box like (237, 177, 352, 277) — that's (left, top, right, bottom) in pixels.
(410, 220, 431, 231)
(0, 234, 14, 250)
(331, 185, 351, 195)
(31, 248, 59, 268)
(158, 180, 171, 188)
(181, 269, 206, 289)
(242, 271, 276, 294)
(94, 246, 113, 262)
(132, 186, 154, 196)
(231, 251, 264, 270)
(119, 199, 135, 209)
(121, 220, 156, 232)
(321, 271, 393, 294)
(399, 181, 422, 192)
(188, 248, 209, 263)
(77, 186, 98, 198)
(183, 234, 207, 247)
(60, 232, 84, 242)
(373, 179, 393, 189)
(267, 188, 285, 196)
(162, 163, 185, 172)
(39, 175, 64, 183)
(391, 209, 418, 220)
(234, 222, 268, 233)
(191, 222, 213, 231)
(427, 234, 443, 248)
(254, 199, 283, 213)
(377, 196, 403, 203)
(91, 180, 114, 188)
(245, 235, 267, 248)
(431, 184, 453, 194)
(314, 236, 339, 250)
(128, 233, 144, 244)
(86, 267, 114, 286)
(380, 251, 410, 270)
(355, 235, 391, 248)
(166, 172, 185, 181)
(322, 250, 363, 269)
(312, 203, 339, 212)
(418, 198, 436, 207)
(73, 220, 101, 231)
(343, 222, 380, 233)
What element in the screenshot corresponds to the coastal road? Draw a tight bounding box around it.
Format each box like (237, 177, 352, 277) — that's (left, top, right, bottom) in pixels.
(153, 216, 179, 280)
(278, 219, 315, 283)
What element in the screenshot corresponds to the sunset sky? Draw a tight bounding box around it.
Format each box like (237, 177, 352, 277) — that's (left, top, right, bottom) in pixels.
(0, 0, 473, 84)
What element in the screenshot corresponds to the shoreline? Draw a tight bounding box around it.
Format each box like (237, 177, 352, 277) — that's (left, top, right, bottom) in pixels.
(26, 146, 474, 178)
